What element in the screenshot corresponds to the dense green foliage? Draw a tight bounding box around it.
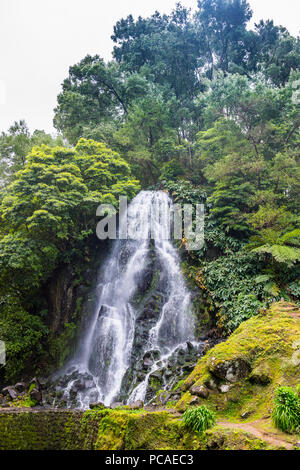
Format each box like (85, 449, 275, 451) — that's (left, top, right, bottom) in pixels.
(272, 386, 300, 434)
(0, 120, 65, 187)
(0, 138, 139, 381)
(0, 0, 299, 382)
(182, 405, 216, 433)
(0, 139, 139, 292)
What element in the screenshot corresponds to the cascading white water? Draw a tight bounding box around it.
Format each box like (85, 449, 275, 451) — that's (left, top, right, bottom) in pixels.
(60, 191, 195, 408)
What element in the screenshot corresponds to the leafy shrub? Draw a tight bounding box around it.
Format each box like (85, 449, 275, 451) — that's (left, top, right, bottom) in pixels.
(0, 295, 48, 381)
(162, 180, 207, 205)
(218, 293, 264, 332)
(272, 386, 300, 434)
(193, 252, 268, 333)
(160, 159, 185, 181)
(182, 405, 216, 433)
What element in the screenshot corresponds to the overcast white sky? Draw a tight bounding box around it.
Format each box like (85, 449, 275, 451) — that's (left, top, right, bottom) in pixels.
(0, 0, 299, 134)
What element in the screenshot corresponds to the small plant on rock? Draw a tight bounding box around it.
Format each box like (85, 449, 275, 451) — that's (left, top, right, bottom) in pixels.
(272, 386, 300, 434)
(182, 405, 216, 434)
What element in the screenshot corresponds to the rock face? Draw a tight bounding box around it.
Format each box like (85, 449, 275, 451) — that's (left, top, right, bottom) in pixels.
(31, 227, 205, 409)
(208, 357, 250, 383)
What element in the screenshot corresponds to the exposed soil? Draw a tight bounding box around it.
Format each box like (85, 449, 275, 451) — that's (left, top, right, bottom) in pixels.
(276, 301, 300, 320)
(217, 419, 297, 450)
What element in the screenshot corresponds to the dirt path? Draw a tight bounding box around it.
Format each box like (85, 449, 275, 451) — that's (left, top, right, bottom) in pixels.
(217, 420, 295, 450)
(273, 302, 300, 320)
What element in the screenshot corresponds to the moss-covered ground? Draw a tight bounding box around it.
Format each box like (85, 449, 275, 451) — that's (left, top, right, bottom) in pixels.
(175, 302, 300, 448)
(0, 408, 284, 450)
(0, 302, 299, 450)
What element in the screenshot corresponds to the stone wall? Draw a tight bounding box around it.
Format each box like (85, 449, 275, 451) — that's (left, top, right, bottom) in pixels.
(0, 408, 276, 450)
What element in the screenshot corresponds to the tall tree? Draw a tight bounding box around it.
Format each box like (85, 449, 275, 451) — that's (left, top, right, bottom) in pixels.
(196, 0, 254, 77)
(255, 20, 300, 86)
(112, 4, 203, 99)
(0, 121, 64, 186)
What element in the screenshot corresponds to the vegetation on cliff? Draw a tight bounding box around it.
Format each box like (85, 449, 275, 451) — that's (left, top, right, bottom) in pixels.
(176, 302, 300, 430)
(0, 139, 139, 381)
(0, 0, 299, 401)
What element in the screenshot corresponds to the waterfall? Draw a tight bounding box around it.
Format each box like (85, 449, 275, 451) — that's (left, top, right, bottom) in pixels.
(57, 191, 196, 408)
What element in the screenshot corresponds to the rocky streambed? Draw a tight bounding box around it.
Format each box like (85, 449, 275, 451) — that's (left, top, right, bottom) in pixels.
(41, 340, 204, 408)
(0, 334, 222, 410)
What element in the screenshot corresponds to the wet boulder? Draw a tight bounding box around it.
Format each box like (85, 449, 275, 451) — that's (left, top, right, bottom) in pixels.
(165, 369, 173, 378)
(70, 378, 86, 394)
(143, 357, 153, 368)
(15, 382, 26, 393)
(30, 388, 42, 403)
(2, 386, 18, 400)
(219, 384, 231, 394)
(89, 402, 106, 410)
(248, 365, 272, 385)
(190, 385, 210, 399)
(150, 369, 163, 380)
(142, 350, 161, 369)
(0, 395, 9, 407)
(84, 379, 95, 389)
(110, 402, 124, 409)
(209, 357, 250, 383)
(128, 400, 144, 410)
(157, 392, 171, 406)
(189, 396, 200, 405)
(37, 377, 50, 390)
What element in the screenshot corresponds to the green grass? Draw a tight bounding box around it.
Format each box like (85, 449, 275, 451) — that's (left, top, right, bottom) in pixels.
(182, 405, 216, 434)
(272, 386, 300, 434)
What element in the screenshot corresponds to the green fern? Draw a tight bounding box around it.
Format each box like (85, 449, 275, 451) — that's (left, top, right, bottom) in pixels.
(253, 245, 300, 265)
(254, 274, 280, 296)
(247, 228, 300, 266)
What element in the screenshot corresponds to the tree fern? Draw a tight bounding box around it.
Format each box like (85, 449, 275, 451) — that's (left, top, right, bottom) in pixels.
(253, 245, 300, 265)
(247, 228, 300, 266)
